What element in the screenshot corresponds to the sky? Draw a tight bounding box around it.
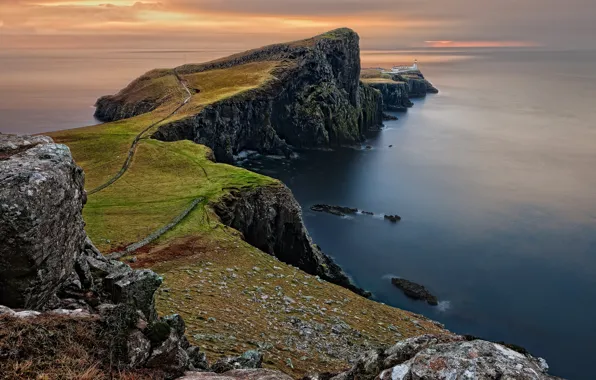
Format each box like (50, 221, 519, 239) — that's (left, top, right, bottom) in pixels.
(1, 0, 595, 51)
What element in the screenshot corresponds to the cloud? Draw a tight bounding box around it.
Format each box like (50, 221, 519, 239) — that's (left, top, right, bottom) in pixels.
(0, 0, 594, 50)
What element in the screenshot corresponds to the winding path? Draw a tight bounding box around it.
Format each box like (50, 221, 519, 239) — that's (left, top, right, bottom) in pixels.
(87, 70, 192, 195)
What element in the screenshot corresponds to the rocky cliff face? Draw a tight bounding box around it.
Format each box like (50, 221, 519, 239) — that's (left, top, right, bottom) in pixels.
(212, 184, 370, 297)
(0, 134, 86, 309)
(367, 82, 413, 112)
(95, 29, 383, 163)
(392, 72, 439, 98)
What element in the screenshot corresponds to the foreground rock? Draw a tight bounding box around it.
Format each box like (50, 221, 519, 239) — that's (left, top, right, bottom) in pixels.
(391, 278, 438, 305)
(0, 134, 86, 309)
(329, 334, 559, 380)
(0, 133, 208, 378)
(213, 185, 370, 297)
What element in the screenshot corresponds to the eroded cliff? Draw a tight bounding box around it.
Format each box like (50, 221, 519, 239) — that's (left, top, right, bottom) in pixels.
(95, 28, 383, 163)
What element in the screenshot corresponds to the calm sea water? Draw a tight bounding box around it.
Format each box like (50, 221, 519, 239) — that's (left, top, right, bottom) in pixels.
(1, 48, 595, 379)
(244, 51, 596, 380)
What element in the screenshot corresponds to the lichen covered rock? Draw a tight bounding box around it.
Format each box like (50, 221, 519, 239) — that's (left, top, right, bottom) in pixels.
(0, 134, 86, 309)
(328, 334, 561, 380)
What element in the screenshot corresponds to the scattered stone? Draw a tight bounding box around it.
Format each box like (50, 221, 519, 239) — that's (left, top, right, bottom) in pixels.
(211, 350, 263, 373)
(384, 214, 402, 223)
(391, 278, 438, 305)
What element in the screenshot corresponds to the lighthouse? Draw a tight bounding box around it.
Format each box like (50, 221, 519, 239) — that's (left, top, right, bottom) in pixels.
(412, 59, 419, 70)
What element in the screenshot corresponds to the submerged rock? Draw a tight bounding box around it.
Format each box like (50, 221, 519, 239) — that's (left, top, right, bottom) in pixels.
(391, 278, 438, 305)
(0, 134, 86, 310)
(384, 214, 402, 223)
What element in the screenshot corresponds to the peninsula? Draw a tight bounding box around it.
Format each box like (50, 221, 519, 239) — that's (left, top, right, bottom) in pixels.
(0, 28, 560, 379)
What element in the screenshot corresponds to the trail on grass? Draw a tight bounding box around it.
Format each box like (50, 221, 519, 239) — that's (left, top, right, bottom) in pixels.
(87, 70, 192, 195)
(106, 197, 203, 260)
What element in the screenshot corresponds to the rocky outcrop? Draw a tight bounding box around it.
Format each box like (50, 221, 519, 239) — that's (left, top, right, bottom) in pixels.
(311, 204, 358, 216)
(367, 82, 413, 112)
(212, 184, 370, 297)
(0, 134, 86, 310)
(328, 334, 560, 380)
(96, 29, 385, 163)
(391, 278, 438, 305)
(392, 72, 439, 98)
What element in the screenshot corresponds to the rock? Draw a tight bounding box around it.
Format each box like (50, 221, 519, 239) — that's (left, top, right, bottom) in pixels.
(361, 211, 374, 215)
(0, 305, 16, 316)
(211, 350, 263, 373)
(391, 278, 438, 305)
(378, 339, 557, 380)
(108, 269, 163, 322)
(368, 82, 413, 112)
(328, 334, 559, 380)
(383, 113, 398, 121)
(146, 330, 190, 377)
(187, 346, 209, 371)
(384, 214, 402, 223)
(310, 204, 358, 217)
(178, 369, 293, 380)
(0, 134, 86, 310)
(126, 330, 152, 368)
(213, 185, 370, 298)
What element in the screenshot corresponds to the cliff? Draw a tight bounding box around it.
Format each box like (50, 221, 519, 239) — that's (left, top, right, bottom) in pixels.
(212, 184, 370, 297)
(361, 79, 414, 112)
(95, 28, 382, 163)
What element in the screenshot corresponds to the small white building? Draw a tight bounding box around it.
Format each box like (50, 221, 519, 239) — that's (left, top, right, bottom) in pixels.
(382, 60, 418, 74)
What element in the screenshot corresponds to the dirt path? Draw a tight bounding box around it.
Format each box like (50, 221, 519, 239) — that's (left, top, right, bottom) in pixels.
(87, 70, 192, 195)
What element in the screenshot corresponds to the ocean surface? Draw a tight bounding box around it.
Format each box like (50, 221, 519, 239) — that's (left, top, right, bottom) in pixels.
(2, 48, 596, 379)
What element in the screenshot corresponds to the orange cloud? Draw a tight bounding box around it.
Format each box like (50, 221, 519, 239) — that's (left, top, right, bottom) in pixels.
(424, 40, 539, 48)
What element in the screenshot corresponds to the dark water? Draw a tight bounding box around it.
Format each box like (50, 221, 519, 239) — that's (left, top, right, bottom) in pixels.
(2, 48, 596, 379)
(242, 51, 596, 380)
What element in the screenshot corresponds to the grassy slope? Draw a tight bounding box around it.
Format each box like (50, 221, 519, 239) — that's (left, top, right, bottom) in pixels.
(48, 32, 449, 376)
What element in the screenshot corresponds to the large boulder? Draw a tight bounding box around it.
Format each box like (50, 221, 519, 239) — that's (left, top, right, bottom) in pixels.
(0, 134, 86, 309)
(329, 334, 561, 380)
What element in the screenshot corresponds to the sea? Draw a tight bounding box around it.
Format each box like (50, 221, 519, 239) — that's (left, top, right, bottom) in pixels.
(1, 47, 595, 379)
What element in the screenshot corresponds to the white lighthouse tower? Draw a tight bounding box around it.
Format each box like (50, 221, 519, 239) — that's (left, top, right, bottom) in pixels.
(412, 59, 419, 70)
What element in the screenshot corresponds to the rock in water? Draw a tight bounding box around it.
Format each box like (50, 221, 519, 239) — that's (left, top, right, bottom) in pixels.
(310, 204, 358, 216)
(0, 134, 86, 309)
(391, 278, 438, 305)
(384, 214, 402, 223)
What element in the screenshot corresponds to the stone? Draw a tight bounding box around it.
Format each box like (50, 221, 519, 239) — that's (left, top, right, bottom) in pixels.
(109, 269, 163, 322)
(384, 214, 402, 223)
(391, 278, 438, 305)
(178, 369, 293, 380)
(187, 346, 209, 370)
(327, 334, 559, 380)
(127, 330, 152, 368)
(310, 204, 358, 217)
(146, 330, 190, 376)
(211, 350, 263, 373)
(0, 305, 15, 316)
(0, 134, 86, 310)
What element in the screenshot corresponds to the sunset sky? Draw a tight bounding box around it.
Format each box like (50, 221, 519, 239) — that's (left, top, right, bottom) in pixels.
(1, 0, 595, 51)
